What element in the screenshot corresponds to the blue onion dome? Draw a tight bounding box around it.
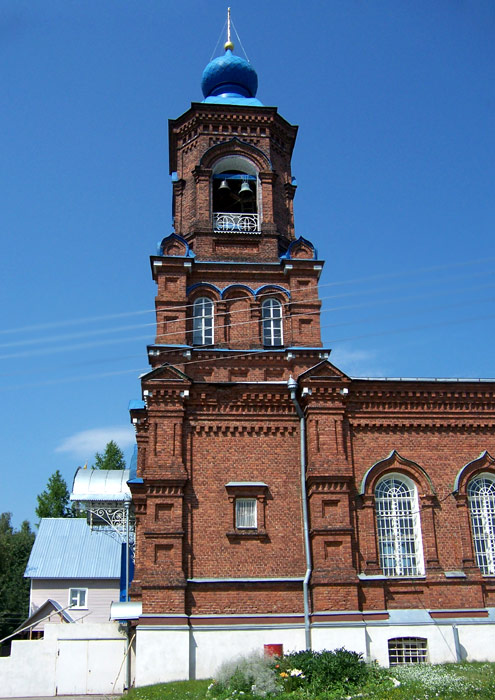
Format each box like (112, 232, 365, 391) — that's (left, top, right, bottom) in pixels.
(201, 45, 263, 107)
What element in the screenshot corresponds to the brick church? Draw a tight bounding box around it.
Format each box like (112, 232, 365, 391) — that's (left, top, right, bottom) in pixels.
(127, 30, 495, 684)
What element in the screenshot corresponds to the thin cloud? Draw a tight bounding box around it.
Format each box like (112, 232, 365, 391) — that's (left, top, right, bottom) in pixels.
(330, 348, 385, 378)
(55, 426, 135, 458)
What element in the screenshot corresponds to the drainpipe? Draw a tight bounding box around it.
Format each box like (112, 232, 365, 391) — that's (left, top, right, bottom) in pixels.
(124, 497, 131, 602)
(288, 375, 312, 650)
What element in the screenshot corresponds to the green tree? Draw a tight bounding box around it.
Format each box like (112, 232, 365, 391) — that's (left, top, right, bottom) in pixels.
(0, 514, 35, 645)
(93, 440, 126, 470)
(35, 470, 71, 520)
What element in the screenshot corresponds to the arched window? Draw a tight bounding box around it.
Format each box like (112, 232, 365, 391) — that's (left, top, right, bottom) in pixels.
(261, 298, 283, 347)
(192, 297, 214, 346)
(375, 475, 424, 577)
(468, 474, 495, 575)
(212, 156, 259, 233)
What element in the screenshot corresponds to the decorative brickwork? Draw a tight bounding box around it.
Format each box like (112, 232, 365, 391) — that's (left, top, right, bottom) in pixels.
(129, 49, 495, 642)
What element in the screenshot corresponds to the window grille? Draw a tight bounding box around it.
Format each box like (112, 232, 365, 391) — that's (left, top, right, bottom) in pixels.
(236, 498, 257, 529)
(375, 476, 424, 577)
(262, 298, 283, 346)
(388, 637, 428, 665)
(468, 474, 495, 575)
(69, 588, 87, 609)
(192, 297, 214, 345)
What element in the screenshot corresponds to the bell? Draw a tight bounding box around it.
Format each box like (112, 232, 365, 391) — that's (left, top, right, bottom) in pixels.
(239, 180, 253, 197)
(218, 179, 230, 191)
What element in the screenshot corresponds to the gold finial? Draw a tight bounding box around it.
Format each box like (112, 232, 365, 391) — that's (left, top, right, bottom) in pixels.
(224, 7, 234, 51)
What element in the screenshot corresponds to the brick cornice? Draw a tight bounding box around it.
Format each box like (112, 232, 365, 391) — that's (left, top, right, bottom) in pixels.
(307, 476, 353, 495)
(144, 482, 186, 495)
(351, 420, 495, 432)
(190, 423, 297, 437)
(349, 383, 495, 414)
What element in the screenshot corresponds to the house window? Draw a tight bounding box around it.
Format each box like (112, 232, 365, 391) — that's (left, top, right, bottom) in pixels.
(262, 298, 283, 346)
(375, 475, 424, 577)
(468, 474, 495, 575)
(388, 637, 428, 665)
(192, 297, 214, 345)
(69, 588, 88, 609)
(236, 498, 257, 529)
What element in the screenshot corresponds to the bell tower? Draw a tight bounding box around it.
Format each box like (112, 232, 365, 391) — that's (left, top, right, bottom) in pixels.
(147, 36, 324, 352)
(129, 20, 351, 681)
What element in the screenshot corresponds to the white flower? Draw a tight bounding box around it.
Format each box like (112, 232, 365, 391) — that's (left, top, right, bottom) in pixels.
(289, 668, 305, 677)
(391, 677, 401, 687)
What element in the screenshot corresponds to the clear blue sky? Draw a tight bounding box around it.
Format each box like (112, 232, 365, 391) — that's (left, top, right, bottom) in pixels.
(1, 1, 494, 527)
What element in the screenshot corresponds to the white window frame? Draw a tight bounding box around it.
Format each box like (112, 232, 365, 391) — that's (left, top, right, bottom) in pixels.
(375, 473, 424, 577)
(261, 298, 283, 347)
(235, 498, 257, 529)
(388, 637, 428, 665)
(468, 473, 495, 575)
(192, 297, 214, 346)
(69, 587, 88, 609)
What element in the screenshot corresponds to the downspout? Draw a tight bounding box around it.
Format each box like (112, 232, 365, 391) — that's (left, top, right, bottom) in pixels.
(125, 498, 130, 602)
(124, 497, 131, 688)
(288, 375, 312, 650)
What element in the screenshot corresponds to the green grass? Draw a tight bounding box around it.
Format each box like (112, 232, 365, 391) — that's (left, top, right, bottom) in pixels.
(127, 679, 211, 700)
(126, 663, 495, 700)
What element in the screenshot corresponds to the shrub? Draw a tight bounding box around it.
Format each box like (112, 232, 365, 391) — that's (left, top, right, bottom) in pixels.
(211, 650, 281, 697)
(278, 647, 369, 692)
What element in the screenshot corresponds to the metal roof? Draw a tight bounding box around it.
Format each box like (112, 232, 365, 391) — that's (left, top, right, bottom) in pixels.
(70, 467, 131, 502)
(25, 518, 121, 579)
(110, 601, 142, 621)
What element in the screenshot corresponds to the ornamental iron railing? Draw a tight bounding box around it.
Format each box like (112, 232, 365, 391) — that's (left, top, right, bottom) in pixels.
(213, 212, 260, 233)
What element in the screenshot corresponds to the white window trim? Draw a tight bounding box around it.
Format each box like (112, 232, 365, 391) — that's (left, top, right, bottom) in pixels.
(468, 472, 495, 576)
(235, 498, 257, 529)
(69, 587, 88, 610)
(261, 298, 283, 347)
(192, 297, 214, 346)
(375, 473, 425, 578)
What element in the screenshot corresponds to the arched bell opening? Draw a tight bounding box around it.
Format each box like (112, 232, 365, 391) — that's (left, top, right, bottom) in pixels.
(212, 156, 260, 233)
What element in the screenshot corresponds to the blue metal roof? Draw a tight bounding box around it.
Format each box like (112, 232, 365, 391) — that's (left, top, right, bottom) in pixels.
(201, 49, 263, 106)
(25, 518, 122, 579)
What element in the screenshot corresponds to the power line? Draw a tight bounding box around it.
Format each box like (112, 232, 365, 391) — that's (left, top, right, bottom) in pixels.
(1, 255, 493, 338)
(0, 272, 493, 357)
(2, 310, 494, 392)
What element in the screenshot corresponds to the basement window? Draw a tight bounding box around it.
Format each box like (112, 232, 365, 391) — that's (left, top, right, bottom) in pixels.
(388, 637, 428, 665)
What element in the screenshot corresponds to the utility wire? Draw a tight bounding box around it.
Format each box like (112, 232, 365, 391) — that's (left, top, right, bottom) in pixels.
(1, 278, 494, 362)
(0, 271, 493, 354)
(2, 311, 495, 392)
(1, 255, 493, 337)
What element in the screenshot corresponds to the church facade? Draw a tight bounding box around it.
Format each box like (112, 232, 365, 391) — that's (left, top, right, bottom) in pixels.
(128, 40, 495, 684)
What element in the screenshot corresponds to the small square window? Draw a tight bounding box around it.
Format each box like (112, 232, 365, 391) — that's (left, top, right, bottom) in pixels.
(236, 498, 257, 529)
(225, 482, 268, 539)
(69, 588, 88, 609)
